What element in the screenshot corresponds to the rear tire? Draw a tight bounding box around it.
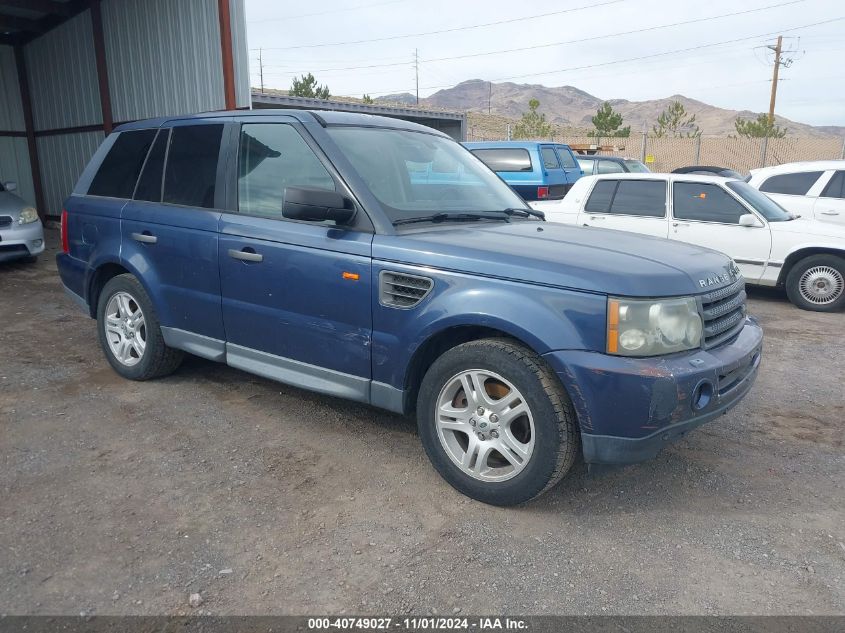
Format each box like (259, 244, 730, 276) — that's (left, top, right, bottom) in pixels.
(96, 274, 183, 380)
(785, 254, 845, 312)
(417, 338, 578, 506)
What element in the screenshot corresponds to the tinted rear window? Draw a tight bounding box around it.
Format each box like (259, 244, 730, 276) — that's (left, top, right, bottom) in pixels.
(471, 148, 532, 172)
(541, 147, 560, 169)
(134, 129, 169, 202)
(557, 148, 578, 169)
(584, 180, 617, 212)
(609, 180, 665, 217)
(760, 171, 823, 196)
(163, 125, 224, 208)
(88, 129, 157, 198)
(822, 171, 844, 199)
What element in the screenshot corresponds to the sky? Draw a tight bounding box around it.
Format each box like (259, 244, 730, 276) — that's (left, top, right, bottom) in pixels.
(244, 0, 845, 126)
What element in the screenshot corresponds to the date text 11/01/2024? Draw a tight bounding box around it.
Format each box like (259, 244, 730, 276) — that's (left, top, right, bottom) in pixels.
(307, 617, 528, 630)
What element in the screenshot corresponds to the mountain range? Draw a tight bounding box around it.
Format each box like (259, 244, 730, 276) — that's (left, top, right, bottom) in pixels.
(375, 79, 844, 138)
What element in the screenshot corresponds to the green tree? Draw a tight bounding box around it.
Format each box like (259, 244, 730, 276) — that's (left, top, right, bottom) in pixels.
(653, 100, 700, 137)
(589, 101, 630, 138)
(290, 73, 330, 99)
(513, 99, 553, 139)
(734, 114, 787, 138)
(362, 94, 374, 104)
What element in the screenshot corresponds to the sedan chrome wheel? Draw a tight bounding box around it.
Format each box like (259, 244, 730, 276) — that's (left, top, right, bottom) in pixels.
(798, 265, 844, 305)
(104, 291, 146, 366)
(435, 369, 535, 482)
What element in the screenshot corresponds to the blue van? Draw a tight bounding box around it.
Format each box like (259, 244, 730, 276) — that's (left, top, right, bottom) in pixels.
(463, 141, 583, 201)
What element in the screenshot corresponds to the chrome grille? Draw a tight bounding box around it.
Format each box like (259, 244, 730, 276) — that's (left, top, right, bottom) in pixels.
(0, 216, 12, 229)
(700, 278, 747, 349)
(379, 271, 434, 309)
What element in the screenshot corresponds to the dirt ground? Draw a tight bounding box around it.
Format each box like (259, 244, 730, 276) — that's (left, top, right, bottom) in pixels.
(1, 230, 843, 616)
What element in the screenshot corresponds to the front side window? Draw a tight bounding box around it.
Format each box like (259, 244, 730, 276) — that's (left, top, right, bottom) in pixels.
(89, 129, 156, 198)
(674, 182, 748, 224)
(760, 171, 823, 196)
(470, 148, 532, 172)
(237, 123, 335, 218)
(328, 127, 527, 223)
(541, 147, 560, 169)
(598, 160, 625, 174)
(821, 171, 844, 199)
(578, 159, 595, 175)
(163, 124, 223, 208)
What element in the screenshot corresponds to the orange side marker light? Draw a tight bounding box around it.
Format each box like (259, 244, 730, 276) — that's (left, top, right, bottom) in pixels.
(342, 272, 360, 281)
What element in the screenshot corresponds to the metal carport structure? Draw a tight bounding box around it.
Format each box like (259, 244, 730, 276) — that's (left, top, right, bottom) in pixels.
(0, 0, 249, 220)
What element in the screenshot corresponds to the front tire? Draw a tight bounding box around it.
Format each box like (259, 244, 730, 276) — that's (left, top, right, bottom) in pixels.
(785, 254, 845, 312)
(417, 338, 578, 506)
(96, 274, 183, 380)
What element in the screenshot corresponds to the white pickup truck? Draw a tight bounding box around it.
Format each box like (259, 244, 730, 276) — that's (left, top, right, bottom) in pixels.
(532, 173, 845, 312)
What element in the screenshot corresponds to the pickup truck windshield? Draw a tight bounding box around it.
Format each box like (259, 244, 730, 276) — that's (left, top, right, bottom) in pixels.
(727, 180, 792, 222)
(327, 126, 529, 224)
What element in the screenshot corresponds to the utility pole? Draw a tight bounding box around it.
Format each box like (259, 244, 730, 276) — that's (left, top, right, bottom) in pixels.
(414, 48, 419, 105)
(767, 35, 783, 124)
(258, 47, 264, 93)
(488, 81, 492, 114)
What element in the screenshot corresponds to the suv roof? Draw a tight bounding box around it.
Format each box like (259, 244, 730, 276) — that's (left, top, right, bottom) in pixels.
(463, 141, 573, 150)
(577, 155, 640, 162)
(750, 159, 845, 176)
(115, 108, 449, 137)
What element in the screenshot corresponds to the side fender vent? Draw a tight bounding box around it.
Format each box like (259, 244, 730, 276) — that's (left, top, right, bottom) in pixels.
(379, 271, 434, 309)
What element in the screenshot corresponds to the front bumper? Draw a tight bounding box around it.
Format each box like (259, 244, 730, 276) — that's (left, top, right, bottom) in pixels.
(544, 318, 763, 464)
(0, 220, 45, 263)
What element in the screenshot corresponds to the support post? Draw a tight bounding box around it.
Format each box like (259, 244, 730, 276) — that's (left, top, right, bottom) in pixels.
(89, 0, 113, 134)
(14, 45, 46, 220)
(640, 131, 647, 162)
(217, 0, 236, 110)
(694, 134, 702, 164)
(759, 136, 769, 168)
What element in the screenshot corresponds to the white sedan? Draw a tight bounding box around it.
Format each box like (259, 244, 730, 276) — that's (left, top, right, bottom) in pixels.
(748, 160, 845, 226)
(532, 172, 845, 311)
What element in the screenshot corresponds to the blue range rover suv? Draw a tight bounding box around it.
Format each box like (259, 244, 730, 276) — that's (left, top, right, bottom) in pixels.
(57, 110, 763, 506)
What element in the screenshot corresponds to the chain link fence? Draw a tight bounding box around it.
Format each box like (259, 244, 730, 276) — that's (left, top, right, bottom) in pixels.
(464, 128, 845, 175)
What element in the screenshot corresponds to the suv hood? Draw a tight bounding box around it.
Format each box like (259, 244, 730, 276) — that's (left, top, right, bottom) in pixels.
(374, 222, 736, 297)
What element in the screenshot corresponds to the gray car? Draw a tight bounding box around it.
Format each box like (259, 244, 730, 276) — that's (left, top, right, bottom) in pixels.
(0, 180, 44, 264)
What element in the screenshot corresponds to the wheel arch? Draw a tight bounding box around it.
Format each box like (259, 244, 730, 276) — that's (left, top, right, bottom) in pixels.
(777, 246, 845, 286)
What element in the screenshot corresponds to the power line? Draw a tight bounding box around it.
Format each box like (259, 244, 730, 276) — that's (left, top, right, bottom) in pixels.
(253, 0, 625, 51)
(349, 16, 845, 97)
(247, 0, 408, 23)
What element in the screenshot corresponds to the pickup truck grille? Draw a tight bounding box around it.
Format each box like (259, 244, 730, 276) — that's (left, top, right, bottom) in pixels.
(0, 216, 12, 229)
(700, 278, 747, 349)
(379, 271, 434, 309)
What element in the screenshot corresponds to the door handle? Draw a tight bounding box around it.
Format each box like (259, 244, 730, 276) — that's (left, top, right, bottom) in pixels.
(228, 248, 263, 263)
(589, 216, 605, 220)
(131, 232, 157, 244)
(820, 210, 840, 216)
(672, 222, 690, 228)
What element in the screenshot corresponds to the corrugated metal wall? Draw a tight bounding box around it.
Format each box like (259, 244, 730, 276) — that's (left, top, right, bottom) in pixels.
(0, 45, 34, 205)
(230, 0, 250, 108)
(36, 131, 104, 218)
(25, 11, 101, 131)
(103, 0, 226, 122)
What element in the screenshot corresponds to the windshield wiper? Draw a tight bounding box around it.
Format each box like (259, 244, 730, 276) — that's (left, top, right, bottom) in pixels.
(392, 212, 512, 226)
(502, 207, 545, 220)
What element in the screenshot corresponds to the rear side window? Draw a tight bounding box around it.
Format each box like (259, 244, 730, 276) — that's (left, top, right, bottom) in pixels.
(584, 180, 617, 212)
(609, 181, 665, 217)
(578, 159, 594, 175)
(238, 123, 335, 219)
(598, 160, 625, 174)
(471, 148, 532, 172)
(674, 182, 747, 224)
(541, 147, 560, 169)
(134, 129, 169, 202)
(88, 129, 156, 198)
(821, 171, 844, 199)
(557, 148, 578, 169)
(163, 124, 224, 208)
(760, 171, 823, 196)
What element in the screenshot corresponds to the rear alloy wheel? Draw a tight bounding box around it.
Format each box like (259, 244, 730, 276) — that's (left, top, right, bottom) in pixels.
(786, 254, 845, 312)
(97, 274, 183, 380)
(417, 338, 578, 506)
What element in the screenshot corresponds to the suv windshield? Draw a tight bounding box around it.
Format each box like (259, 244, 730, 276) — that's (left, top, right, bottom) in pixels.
(623, 160, 650, 173)
(727, 180, 793, 222)
(327, 127, 528, 224)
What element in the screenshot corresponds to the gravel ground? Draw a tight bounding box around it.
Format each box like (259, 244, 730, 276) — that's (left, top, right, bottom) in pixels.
(1, 230, 843, 616)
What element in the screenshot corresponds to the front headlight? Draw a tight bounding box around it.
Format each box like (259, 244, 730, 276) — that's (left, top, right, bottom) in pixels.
(18, 207, 39, 224)
(607, 296, 702, 357)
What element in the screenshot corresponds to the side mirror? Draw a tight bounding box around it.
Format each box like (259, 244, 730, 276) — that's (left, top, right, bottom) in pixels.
(739, 213, 761, 227)
(282, 187, 355, 224)
(4, 181, 17, 192)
